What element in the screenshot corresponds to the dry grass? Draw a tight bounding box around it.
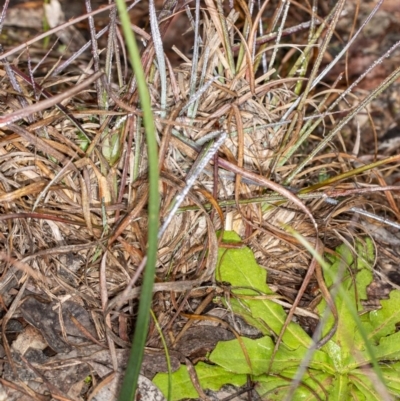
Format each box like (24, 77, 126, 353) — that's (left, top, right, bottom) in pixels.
(0, 0, 400, 399)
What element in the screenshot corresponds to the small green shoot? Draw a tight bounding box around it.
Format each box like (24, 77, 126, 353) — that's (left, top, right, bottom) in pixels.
(76, 131, 90, 151)
(102, 132, 122, 166)
(154, 232, 400, 400)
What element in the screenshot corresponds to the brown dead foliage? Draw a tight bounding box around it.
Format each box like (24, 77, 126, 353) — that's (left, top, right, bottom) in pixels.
(0, 0, 399, 400)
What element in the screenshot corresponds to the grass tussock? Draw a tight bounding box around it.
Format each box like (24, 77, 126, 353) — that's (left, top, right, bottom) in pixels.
(0, 0, 400, 399)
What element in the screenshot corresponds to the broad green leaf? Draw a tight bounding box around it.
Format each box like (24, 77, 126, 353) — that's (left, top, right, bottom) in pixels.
(196, 362, 247, 391)
(318, 241, 373, 371)
(329, 374, 350, 401)
(350, 363, 400, 397)
(323, 240, 373, 291)
(354, 239, 375, 300)
(367, 291, 400, 342)
(350, 371, 390, 401)
(153, 362, 247, 400)
(349, 386, 366, 401)
(153, 365, 198, 400)
(369, 330, 400, 361)
(153, 236, 400, 401)
(217, 231, 311, 349)
(210, 335, 334, 377)
(209, 336, 274, 375)
(381, 362, 400, 392)
(225, 297, 275, 335)
(274, 345, 335, 375)
(320, 340, 358, 374)
(255, 368, 333, 400)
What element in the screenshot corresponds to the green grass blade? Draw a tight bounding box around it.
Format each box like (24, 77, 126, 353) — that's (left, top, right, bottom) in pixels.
(150, 310, 172, 401)
(115, 1, 160, 400)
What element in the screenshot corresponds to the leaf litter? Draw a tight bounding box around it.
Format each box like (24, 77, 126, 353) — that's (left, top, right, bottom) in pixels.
(0, 0, 400, 400)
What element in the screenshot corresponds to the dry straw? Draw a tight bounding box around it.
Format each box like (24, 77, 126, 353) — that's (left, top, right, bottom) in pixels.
(0, 0, 399, 399)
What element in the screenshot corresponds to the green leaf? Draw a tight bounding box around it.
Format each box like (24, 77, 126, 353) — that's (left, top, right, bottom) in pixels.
(209, 334, 334, 377)
(349, 385, 366, 401)
(102, 132, 121, 165)
(368, 330, 400, 361)
(349, 371, 387, 401)
(153, 365, 198, 400)
(217, 231, 311, 349)
(153, 236, 400, 401)
(329, 374, 351, 401)
(153, 362, 247, 400)
(318, 241, 373, 372)
(196, 362, 247, 390)
(209, 336, 274, 375)
(255, 368, 333, 400)
(274, 345, 335, 375)
(225, 297, 275, 335)
(76, 131, 90, 151)
(367, 291, 400, 342)
(381, 362, 400, 392)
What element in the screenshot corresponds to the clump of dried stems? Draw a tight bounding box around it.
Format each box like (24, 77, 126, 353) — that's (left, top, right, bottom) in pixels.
(0, 0, 400, 399)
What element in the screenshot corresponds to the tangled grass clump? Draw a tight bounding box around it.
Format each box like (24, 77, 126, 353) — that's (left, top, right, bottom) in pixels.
(0, 0, 400, 400)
